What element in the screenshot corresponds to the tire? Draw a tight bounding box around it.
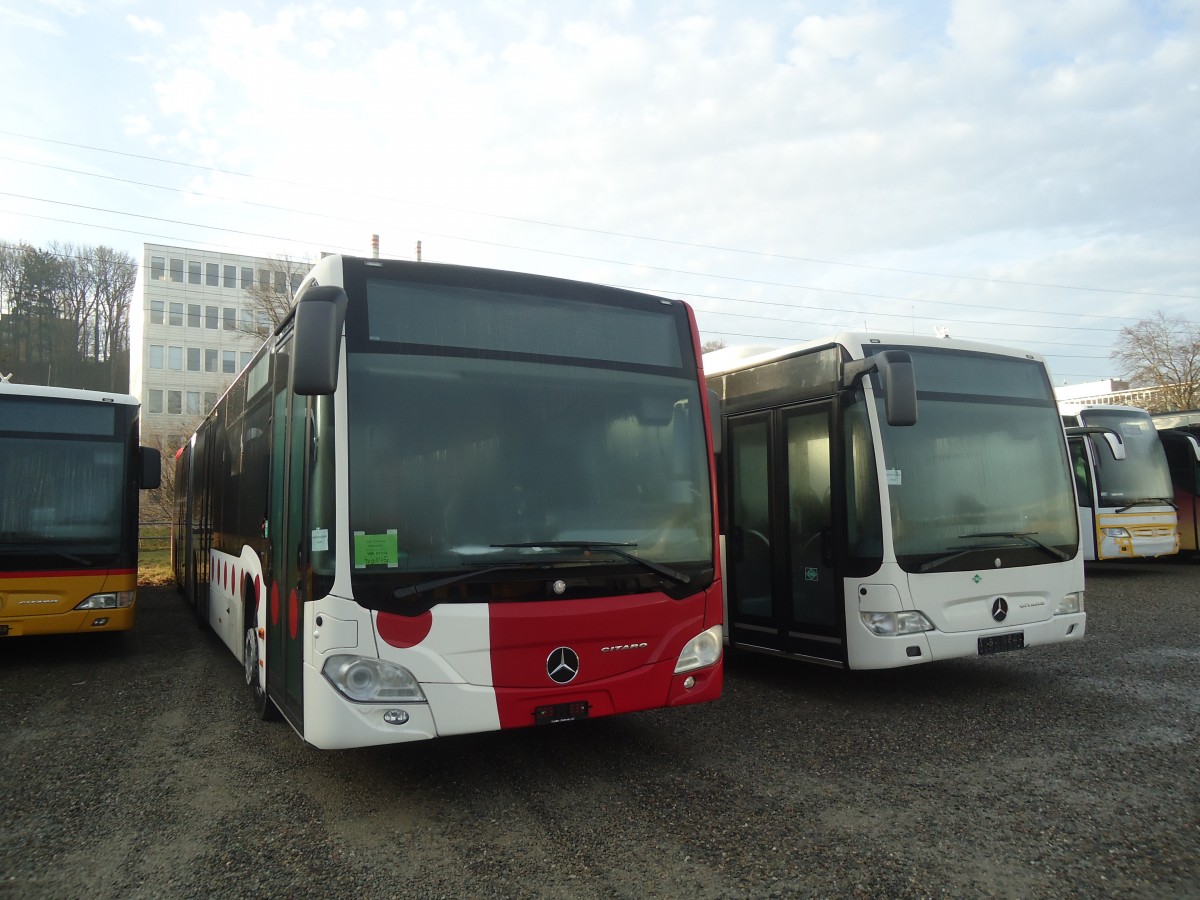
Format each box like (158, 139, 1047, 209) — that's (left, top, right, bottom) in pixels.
(244, 588, 279, 722)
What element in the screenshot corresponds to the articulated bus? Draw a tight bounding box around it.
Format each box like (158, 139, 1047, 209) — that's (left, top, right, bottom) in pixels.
(1150, 411, 1200, 554)
(704, 333, 1085, 670)
(1059, 404, 1179, 561)
(172, 255, 723, 749)
(0, 379, 160, 637)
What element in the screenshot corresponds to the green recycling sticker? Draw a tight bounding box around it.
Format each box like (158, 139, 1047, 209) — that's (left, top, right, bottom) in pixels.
(354, 530, 399, 568)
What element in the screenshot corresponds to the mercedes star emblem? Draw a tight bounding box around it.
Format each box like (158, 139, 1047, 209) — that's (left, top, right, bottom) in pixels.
(992, 597, 1009, 623)
(546, 646, 580, 684)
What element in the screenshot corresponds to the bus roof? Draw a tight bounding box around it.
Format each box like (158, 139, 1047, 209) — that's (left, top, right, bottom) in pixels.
(702, 331, 1047, 378)
(0, 379, 139, 407)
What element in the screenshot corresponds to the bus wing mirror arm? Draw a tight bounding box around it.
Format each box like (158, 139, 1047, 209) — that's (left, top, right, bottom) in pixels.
(842, 351, 917, 427)
(139, 446, 162, 490)
(1065, 425, 1127, 461)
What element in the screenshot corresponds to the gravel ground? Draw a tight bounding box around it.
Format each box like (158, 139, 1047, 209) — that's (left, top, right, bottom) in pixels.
(2, 560, 1198, 899)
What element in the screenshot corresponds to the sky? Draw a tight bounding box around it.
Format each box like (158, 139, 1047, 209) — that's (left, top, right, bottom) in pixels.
(0, 0, 1197, 385)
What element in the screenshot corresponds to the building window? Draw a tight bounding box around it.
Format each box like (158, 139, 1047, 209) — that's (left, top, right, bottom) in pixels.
(290, 272, 302, 294)
(169, 258, 183, 282)
(240, 351, 253, 370)
(168, 346, 183, 370)
(188, 303, 201, 328)
(205, 349, 218, 372)
(206, 263, 219, 286)
(148, 345, 164, 369)
(151, 256, 165, 280)
(204, 392, 217, 414)
(187, 347, 200, 371)
(186, 391, 201, 415)
(150, 300, 164, 325)
(274, 271, 287, 294)
(222, 350, 237, 374)
(223, 308, 236, 331)
(169, 302, 183, 326)
(241, 267, 253, 289)
(205, 306, 218, 329)
(188, 261, 201, 284)
(258, 269, 270, 292)
(148, 389, 163, 414)
(168, 391, 182, 415)
(223, 265, 236, 288)
(257, 311, 271, 336)
(240, 309, 254, 332)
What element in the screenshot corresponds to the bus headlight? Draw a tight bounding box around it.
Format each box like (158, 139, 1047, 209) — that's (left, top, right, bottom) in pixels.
(860, 610, 934, 636)
(322, 655, 427, 703)
(675, 625, 723, 674)
(74, 591, 135, 610)
(1101, 527, 1131, 538)
(1056, 592, 1085, 615)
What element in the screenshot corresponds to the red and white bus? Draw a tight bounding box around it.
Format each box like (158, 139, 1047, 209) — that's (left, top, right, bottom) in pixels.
(173, 255, 723, 749)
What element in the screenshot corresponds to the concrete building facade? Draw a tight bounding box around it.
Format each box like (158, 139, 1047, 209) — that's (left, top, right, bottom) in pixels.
(129, 243, 307, 450)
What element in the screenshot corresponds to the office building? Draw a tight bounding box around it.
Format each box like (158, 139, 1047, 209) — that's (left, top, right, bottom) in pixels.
(129, 243, 307, 450)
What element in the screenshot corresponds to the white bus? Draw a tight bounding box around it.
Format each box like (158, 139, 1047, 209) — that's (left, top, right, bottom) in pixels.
(173, 255, 723, 749)
(1059, 404, 1178, 561)
(705, 333, 1085, 670)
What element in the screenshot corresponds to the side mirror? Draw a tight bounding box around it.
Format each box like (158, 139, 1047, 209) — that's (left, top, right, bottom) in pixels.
(842, 350, 918, 426)
(292, 285, 349, 396)
(139, 446, 162, 490)
(1065, 425, 1126, 461)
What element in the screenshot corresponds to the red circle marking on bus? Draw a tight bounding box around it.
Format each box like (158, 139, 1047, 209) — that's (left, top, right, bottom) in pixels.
(377, 611, 434, 648)
(288, 588, 299, 639)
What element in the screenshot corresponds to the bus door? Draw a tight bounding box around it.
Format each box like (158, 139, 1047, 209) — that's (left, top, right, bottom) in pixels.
(726, 402, 842, 664)
(266, 337, 309, 728)
(1069, 435, 1099, 560)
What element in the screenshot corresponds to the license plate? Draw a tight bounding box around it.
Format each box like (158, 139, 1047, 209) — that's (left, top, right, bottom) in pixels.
(979, 632, 1024, 655)
(534, 701, 590, 725)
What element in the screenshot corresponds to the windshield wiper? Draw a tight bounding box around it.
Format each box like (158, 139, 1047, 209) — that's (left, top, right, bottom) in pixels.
(0, 542, 91, 566)
(490, 541, 691, 586)
(917, 546, 995, 573)
(961, 531, 1072, 562)
(919, 532, 1071, 573)
(1114, 498, 1177, 513)
(391, 563, 549, 603)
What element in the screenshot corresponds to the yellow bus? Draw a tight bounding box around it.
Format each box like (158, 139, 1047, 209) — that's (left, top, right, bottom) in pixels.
(0, 378, 160, 637)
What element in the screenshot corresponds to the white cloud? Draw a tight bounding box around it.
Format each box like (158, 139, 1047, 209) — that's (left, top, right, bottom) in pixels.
(126, 15, 165, 36)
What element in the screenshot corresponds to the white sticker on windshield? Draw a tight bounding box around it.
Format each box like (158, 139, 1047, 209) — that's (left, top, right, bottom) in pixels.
(311, 528, 329, 552)
(886, 469, 902, 486)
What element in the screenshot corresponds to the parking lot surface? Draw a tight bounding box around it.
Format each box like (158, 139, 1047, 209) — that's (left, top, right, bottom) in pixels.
(2, 560, 1198, 898)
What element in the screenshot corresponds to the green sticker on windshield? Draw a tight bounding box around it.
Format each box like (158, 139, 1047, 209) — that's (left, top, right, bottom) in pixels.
(354, 530, 399, 568)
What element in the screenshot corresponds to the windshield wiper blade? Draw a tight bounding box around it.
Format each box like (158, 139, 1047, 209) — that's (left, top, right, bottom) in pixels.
(0, 542, 91, 566)
(491, 541, 691, 585)
(1114, 498, 1177, 513)
(918, 546, 994, 573)
(392, 563, 539, 602)
(959, 531, 1071, 562)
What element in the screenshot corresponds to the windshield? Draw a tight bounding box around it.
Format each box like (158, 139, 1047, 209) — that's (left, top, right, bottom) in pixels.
(1078, 409, 1173, 504)
(0, 398, 133, 569)
(343, 276, 713, 601)
(870, 347, 1078, 572)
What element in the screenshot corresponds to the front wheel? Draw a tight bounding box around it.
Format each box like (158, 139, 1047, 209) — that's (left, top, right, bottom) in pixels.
(244, 618, 279, 721)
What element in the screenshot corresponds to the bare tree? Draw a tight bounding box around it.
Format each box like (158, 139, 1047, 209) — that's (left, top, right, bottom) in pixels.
(702, 338, 727, 353)
(1111, 312, 1200, 412)
(241, 254, 310, 337)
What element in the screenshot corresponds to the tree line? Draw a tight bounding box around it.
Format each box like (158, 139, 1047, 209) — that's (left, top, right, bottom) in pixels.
(0, 241, 136, 391)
